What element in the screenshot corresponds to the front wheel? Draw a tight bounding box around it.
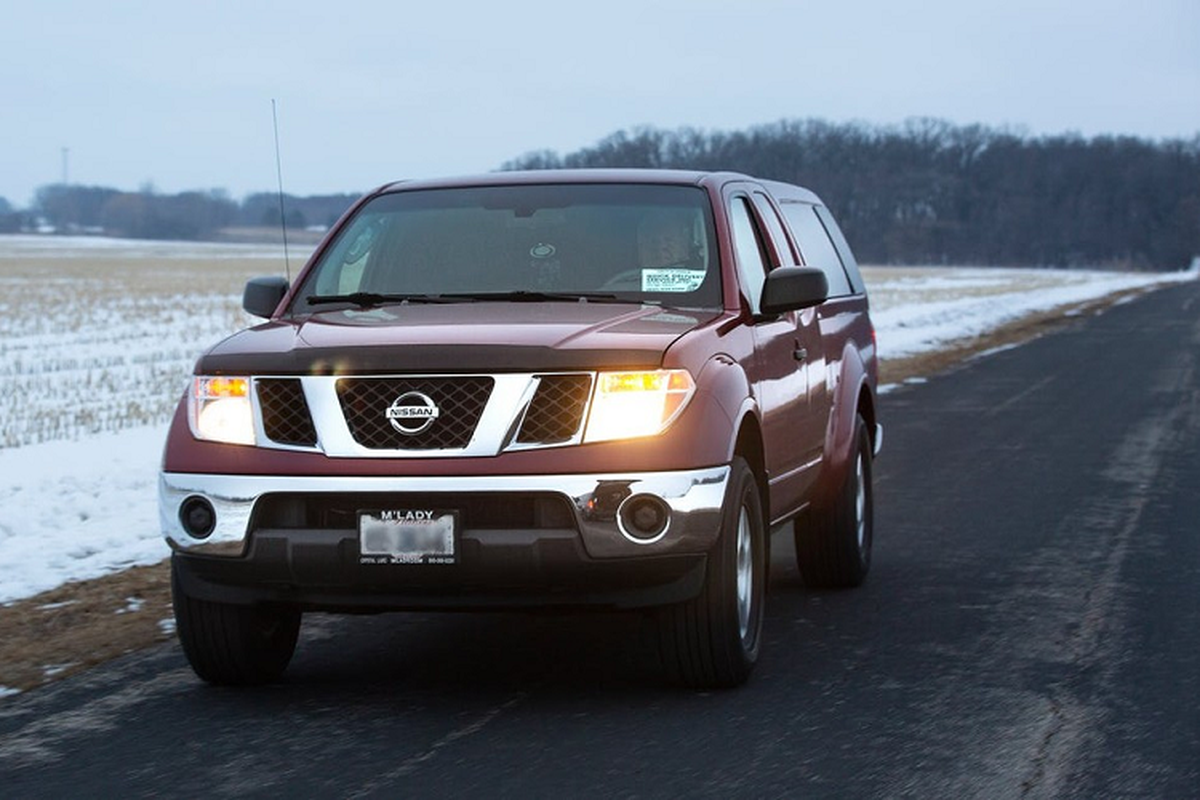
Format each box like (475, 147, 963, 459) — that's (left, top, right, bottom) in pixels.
(795, 413, 874, 588)
(171, 561, 301, 686)
(657, 457, 766, 689)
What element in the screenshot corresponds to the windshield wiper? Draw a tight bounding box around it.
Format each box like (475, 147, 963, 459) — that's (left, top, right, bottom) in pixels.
(439, 291, 629, 304)
(306, 290, 634, 309)
(305, 292, 461, 308)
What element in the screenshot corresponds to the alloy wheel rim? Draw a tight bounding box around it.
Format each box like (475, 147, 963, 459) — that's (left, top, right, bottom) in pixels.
(735, 506, 753, 641)
(854, 451, 867, 551)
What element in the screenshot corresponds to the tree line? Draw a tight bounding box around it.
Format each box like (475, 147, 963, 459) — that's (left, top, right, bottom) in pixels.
(1, 185, 359, 240)
(3, 118, 1196, 269)
(504, 119, 1199, 270)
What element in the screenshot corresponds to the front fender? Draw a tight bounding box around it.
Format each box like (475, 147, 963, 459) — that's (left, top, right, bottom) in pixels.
(817, 341, 872, 506)
(693, 354, 758, 465)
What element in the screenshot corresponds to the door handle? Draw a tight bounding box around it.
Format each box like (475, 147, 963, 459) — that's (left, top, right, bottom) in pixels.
(793, 347, 808, 363)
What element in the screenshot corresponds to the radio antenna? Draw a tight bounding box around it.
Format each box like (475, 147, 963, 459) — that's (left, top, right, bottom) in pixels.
(271, 98, 291, 282)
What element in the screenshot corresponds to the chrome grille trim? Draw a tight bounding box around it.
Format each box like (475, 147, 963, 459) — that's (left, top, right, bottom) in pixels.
(336, 376, 494, 450)
(240, 373, 595, 458)
(255, 379, 318, 447)
(516, 374, 594, 445)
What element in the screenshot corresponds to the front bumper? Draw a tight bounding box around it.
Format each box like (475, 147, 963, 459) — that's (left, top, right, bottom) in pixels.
(161, 466, 730, 610)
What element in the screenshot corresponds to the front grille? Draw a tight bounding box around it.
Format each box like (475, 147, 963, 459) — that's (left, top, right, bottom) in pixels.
(517, 374, 592, 444)
(336, 376, 494, 450)
(256, 379, 318, 446)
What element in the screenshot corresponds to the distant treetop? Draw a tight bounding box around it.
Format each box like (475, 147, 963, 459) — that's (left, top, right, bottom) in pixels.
(503, 119, 1200, 271)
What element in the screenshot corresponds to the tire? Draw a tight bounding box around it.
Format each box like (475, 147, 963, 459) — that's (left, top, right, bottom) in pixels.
(795, 413, 873, 589)
(658, 457, 766, 689)
(171, 560, 301, 686)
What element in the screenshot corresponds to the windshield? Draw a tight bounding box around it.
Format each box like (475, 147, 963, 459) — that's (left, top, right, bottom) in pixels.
(289, 183, 721, 313)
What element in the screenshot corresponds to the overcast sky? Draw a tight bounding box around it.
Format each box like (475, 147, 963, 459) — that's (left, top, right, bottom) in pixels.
(2, 0, 1197, 208)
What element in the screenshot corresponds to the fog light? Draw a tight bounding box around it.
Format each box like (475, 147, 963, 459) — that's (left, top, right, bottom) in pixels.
(179, 496, 216, 539)
(618, 494, 671, 544)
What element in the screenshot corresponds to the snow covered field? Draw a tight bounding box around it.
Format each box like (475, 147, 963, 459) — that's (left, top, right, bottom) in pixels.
(0, 233, 292, 260)
(867, 265, 1196, 360)
(0, 235, 1194, 604)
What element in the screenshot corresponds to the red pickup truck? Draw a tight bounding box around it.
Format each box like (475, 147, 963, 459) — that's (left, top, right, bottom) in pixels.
(160, 169, 881, 688)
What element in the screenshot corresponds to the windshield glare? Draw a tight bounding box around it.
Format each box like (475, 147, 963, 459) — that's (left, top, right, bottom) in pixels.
(291, 184, 721, 312)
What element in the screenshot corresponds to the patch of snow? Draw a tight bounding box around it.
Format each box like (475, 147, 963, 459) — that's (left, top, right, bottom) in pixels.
(970, 343, 1024, 360)
(116, 597, 145, 614)
(36, 600, 80, 611)
(0, 685, 21, 698)
(158, 617, 176, 636)
(41, 662, 79, 678)
(0, 425, 171, 604)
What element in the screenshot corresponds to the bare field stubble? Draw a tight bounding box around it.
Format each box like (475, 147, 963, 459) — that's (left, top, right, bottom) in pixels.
(861, 265, 1091, 305)
(0, 255, 281, 448)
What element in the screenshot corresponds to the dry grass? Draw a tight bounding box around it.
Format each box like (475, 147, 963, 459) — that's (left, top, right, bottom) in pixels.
(0, 565, 174, 691)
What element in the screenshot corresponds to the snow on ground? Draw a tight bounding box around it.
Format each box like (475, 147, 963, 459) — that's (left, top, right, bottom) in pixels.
(0, 239, 1196, 604)
(0, 234, 296, 260)
(0, 424, 170, 604)
(864, 265, 1198, 360)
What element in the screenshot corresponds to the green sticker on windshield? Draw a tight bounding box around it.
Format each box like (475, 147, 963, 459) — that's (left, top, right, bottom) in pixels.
(641, 269, 706, 293)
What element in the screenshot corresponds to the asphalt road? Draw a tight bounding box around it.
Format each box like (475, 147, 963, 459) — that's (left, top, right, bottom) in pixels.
(2, 280, 1197, 798)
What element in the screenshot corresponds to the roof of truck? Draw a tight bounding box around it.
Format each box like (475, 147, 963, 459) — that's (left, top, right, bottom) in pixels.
(375, 169, 823, 205)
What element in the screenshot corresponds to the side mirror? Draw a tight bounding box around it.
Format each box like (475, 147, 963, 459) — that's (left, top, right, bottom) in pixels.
(242, 276, 289, 318)
(760, 266, 828, 314)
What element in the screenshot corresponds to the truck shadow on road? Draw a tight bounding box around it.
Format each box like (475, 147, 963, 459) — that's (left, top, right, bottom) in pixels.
(180, 533, 883, 701)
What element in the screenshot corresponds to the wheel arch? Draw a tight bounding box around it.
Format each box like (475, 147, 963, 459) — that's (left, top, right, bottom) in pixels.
(733, 411, 768, 508)
(818, 341, 873, 505)
(730, 409, 771, 568)
(856, 383, 878, 455)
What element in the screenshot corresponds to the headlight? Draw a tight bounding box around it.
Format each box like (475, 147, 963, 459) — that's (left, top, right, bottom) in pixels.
(583, 369, 695, 443)
(190, 376, 255, 445)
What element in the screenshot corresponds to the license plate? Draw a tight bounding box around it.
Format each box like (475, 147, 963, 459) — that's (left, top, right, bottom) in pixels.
(358, 510, 458, 565)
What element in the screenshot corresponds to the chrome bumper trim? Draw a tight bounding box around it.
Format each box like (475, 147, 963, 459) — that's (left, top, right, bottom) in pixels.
(160, 466, 731, 560)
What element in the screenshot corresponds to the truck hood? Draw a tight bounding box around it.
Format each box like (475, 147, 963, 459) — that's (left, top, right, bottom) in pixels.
(196, 302, 720, 375)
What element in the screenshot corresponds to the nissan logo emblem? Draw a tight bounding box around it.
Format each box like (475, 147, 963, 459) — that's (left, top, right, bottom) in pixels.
(385, 391, 440, 435)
